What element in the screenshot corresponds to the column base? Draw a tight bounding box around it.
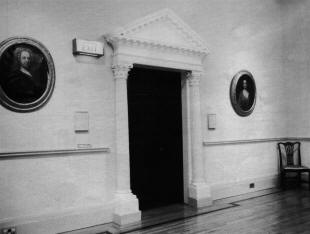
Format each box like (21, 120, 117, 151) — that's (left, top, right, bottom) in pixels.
(188, 182, 213, 208)
(113, 191, 141, 226)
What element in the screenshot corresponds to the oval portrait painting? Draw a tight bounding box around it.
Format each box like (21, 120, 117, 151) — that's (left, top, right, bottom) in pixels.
(0, 37, 55, 112)
(230, 70, 256, 117)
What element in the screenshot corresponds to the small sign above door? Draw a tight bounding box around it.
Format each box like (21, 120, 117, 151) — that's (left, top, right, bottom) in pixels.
(72, 38, 104, 57)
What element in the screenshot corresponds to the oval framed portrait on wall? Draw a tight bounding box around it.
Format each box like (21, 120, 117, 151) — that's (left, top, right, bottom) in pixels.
(230, 70, 256, 117)
(0, 37, 55, 112)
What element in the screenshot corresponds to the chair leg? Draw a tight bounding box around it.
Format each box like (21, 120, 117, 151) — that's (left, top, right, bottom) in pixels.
(281, 172, 286, 190)
(298, 172, 301, 188)
(308, 172, 310, 191)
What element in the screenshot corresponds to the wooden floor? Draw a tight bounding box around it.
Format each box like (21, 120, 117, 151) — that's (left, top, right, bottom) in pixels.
(118, 188, 310, 234)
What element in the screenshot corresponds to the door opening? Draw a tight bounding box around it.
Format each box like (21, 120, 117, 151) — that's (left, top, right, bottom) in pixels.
(128, 66, 184, 211)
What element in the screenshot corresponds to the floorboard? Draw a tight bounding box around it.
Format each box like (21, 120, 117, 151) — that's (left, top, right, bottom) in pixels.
(116, 188, 310, 234)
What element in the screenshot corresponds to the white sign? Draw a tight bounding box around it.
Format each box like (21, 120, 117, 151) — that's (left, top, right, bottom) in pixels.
(72, 38, 104, 57)
(74, 111, 89, 132)
(208, 114, 216, 130)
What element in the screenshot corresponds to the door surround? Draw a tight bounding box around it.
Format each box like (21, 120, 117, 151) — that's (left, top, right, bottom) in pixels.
(105, 8, 212, 225)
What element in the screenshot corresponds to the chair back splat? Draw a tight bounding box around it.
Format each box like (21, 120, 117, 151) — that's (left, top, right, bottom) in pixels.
(278, 142, 301, 167)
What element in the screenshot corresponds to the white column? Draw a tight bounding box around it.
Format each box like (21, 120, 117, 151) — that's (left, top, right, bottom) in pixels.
(187, 71, 212, 208)
(112, 63, 141, 225)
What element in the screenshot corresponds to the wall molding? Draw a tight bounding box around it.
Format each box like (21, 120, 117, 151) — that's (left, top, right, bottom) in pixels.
(0, 147, 110, 159)
(203, 137, 310, 146)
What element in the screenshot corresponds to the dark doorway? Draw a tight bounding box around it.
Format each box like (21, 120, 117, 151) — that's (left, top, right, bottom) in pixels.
(128, 66, 184, 211)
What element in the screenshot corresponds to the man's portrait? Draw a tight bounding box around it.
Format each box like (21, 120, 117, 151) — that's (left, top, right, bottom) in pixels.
(0, 37, 55, 112)
(3, 46, 47, 103)
(230, 70, 256, 117)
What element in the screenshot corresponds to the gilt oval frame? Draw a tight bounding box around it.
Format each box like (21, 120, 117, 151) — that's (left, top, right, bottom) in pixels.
(230, 70, 256, 117)
(0, 37, 55, 112)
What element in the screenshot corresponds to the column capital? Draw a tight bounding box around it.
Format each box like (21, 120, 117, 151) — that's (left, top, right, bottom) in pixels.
(186, 71, 203, 86)
(112, 63, 133, 80)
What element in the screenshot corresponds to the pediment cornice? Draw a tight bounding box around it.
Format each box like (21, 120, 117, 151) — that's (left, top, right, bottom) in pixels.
(105, 9, 209, 59)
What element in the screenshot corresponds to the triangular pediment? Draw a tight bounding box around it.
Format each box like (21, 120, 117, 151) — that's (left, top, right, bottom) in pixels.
(110, 8, 209, 54)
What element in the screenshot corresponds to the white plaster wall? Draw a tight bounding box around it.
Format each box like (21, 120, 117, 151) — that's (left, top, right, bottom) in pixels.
(0, 0, 295, 232)
(205, 143, 279, 199)
(199, 0, 286, 198)
(0, 0, 116, 151)
(202, 0, 285, 141)
(282, 1, 310, 137)
(0, 0, 118, 231)
(0, 153, 115, 217)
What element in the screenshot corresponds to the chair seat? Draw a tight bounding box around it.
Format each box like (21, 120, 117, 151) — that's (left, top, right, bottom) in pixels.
(283, 165, 310, 171)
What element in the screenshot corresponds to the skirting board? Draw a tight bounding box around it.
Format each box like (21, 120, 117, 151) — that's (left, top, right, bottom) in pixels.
(210, 174, 279, 200)
(0, 203, 115, 234)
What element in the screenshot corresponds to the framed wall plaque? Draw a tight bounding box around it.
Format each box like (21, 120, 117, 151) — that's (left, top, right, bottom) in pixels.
(0, 37, 55, 112)
(230, 70, 256, 117)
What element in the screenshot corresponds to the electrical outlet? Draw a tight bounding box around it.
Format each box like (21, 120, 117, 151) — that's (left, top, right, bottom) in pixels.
(249, 183, 255, 188)
(2, 227, 16, 234)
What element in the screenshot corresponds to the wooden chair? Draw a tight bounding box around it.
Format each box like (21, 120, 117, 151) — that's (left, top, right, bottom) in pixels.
(278, 142, 310, 190)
